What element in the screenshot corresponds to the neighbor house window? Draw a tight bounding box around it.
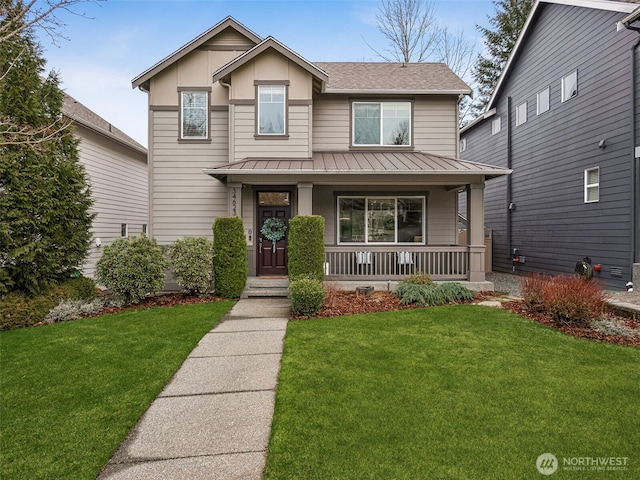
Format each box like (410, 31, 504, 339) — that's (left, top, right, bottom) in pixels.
(537, 87, 550, 114)
(516, 101, 527, 126)
(562, 70, 578, 102)
(180, 91, 209, 139)
(120, 223, 128, 238)
(258, 85, 286, 135)
(585, 167, 599, 203)
(459, 137, 467, 153)
(353, 102, 411, 146)
(492, 117, 501, 135)
(338, 196, 425, 244)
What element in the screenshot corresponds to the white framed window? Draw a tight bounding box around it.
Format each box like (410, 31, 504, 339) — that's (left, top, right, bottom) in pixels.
(180, 91, 209, 139)
(562, 70, 578, 102)
(585, 167, 599, 203)
(516, 102, 527, 126)
(338, 196, 425, 244)
(537, 87, 550, 114)
(120, 223, 128, 238)
(258, 85, 286, 135)
(492, 117, 501, 135)
(459, 137, 467, 153)
(352, 102, 411, 146)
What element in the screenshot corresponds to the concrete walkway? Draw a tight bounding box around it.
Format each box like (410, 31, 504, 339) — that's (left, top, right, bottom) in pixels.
(97, 298, 290, 480)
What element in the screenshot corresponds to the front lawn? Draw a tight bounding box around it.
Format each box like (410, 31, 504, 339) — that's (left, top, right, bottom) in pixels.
(265, 305, 639, 479)
(0, 300, 234, 480)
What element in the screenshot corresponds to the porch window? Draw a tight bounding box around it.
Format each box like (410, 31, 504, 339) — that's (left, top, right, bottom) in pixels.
(338, 196, 425, 244)
(180, 91, 209, 139)
(258, 85, 286, 135)
(352, 102, 411, 146)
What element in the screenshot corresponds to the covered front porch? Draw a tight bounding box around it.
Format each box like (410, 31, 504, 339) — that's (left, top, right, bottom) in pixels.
(204, 151, 510, 285)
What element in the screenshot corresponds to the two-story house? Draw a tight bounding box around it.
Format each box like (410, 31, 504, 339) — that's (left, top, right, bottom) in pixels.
(63, 94, 148, 279)
(132, 16, 509, 287)
(460, 0, 640, 291)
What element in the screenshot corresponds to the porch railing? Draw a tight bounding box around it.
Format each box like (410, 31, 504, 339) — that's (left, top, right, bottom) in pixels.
(324, 246, 469, 280)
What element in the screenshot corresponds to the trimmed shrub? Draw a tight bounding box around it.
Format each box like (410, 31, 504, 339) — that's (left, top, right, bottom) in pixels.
(288, 215, 325, 282)
(394, 281, 474, 307)
(213, 217, 247, 298)
(169, 237, 214, 294)
(59, 276, 97, 301)
(402, 272, 434, 286)
(290, 277, 325, 316)
(96, 235, 168, 305)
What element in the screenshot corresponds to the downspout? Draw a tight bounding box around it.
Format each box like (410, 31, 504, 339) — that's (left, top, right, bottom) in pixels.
(219, 80, 233, 164)
(506, 96, 513, 262)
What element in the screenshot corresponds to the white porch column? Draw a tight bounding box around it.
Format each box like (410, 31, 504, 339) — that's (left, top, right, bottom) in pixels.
(227, 183, 242, 217)
(466, 183, 486, 283)
(297, 182, 313, 215)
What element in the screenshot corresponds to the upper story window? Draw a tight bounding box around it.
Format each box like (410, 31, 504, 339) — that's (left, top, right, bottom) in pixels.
(492, 117, 501, 135)
(516, 101, 527, 126)
(180, 90, 209, 139)
(537, 87, 550, 115)
(352, 101, 411, 146)
(585, 167, 599, 203)
(562, 70, 578, 102)
(258, 84, 286, 135)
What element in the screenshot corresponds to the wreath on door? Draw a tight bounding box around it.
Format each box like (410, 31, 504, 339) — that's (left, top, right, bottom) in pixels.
(261, 218, 287, 252)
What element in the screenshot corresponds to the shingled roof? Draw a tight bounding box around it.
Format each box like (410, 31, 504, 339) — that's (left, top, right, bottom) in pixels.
(62, 94, 147, 155)
(314, 62, 472, 95)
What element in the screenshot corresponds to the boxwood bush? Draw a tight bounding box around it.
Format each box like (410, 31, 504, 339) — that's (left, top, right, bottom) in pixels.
(213, 217, 247, 298)
(290, 276, 325, 316)
(96, 235, 167, 305)
(288, 215, 325, 282)
(169, 237, 214, 294)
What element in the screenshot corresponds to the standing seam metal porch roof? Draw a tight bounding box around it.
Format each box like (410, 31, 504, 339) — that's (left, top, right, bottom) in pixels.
(203, 151, 511, 179)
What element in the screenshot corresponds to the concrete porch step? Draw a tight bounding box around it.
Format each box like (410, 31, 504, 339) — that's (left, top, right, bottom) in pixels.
(242, 277, 290, 298)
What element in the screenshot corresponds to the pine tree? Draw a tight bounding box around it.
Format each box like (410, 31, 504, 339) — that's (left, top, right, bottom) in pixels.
(0, 1, 94, 294)
(472, 0, 534, 112)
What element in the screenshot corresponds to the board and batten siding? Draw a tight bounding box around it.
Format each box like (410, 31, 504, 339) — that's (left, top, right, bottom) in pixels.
(312, 95, 459, 156)
(75, 125, 147, 279)
(149, 108, 229, 244)
(461, 3, 638, 290)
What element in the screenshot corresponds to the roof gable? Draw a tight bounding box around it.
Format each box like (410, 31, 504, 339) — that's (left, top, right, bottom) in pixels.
(132, 16, 261, 91)
(487, 0, 639, 109)
(212, 36, 329, 87)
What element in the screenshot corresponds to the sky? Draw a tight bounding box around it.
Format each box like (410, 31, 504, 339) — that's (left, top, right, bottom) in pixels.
(36, 0, 496, 147)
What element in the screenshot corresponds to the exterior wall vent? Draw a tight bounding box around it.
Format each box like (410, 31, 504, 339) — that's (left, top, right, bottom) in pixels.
(610, 267, 623, 278)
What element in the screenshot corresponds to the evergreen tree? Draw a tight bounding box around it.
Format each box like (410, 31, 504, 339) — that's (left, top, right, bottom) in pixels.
(472, 0, 534, 112)
(0, 1, 94, 294)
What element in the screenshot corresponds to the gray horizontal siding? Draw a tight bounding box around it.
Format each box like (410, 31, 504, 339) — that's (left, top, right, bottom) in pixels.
(461, 3, 638, 289)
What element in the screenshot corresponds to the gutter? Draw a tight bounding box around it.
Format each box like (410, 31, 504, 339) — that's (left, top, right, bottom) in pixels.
(506, 97, 513, 260)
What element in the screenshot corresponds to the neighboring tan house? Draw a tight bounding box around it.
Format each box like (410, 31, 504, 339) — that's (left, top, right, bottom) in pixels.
(132, 16, 509, 287)
(63, 94, 148, 279)
(459, 0, 640, 291)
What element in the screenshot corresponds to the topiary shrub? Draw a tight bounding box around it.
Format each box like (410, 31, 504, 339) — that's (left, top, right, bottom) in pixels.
(290, 277, 325, 316)
(169, 237, 214, 295)
(213, 217, 247, 298)
(288, 215, 325, 282)
(96, 234, 168, 305)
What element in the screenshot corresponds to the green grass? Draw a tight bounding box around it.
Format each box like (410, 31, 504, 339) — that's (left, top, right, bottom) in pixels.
(0, 300, 234, 480)
(265, 305, 640, 480)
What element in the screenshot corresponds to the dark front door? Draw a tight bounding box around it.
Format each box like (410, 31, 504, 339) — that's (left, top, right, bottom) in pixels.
(257, 191, 291, 276)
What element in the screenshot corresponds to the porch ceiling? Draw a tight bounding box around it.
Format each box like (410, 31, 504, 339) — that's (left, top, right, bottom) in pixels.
(203, 151, 511, 183)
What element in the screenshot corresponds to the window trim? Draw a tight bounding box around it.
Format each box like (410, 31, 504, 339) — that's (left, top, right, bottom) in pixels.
(492, 117, 501, 135)
(178, 87, 211, 143)
(537, 86, 550, 115)
(350, 100, 413, 148)
(337, 195, 426, 245)
(562, 70, 578, 103)
(584, 167, 600, 203)
(516, 101, 527, 126)
(255, 81, 289, 139)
